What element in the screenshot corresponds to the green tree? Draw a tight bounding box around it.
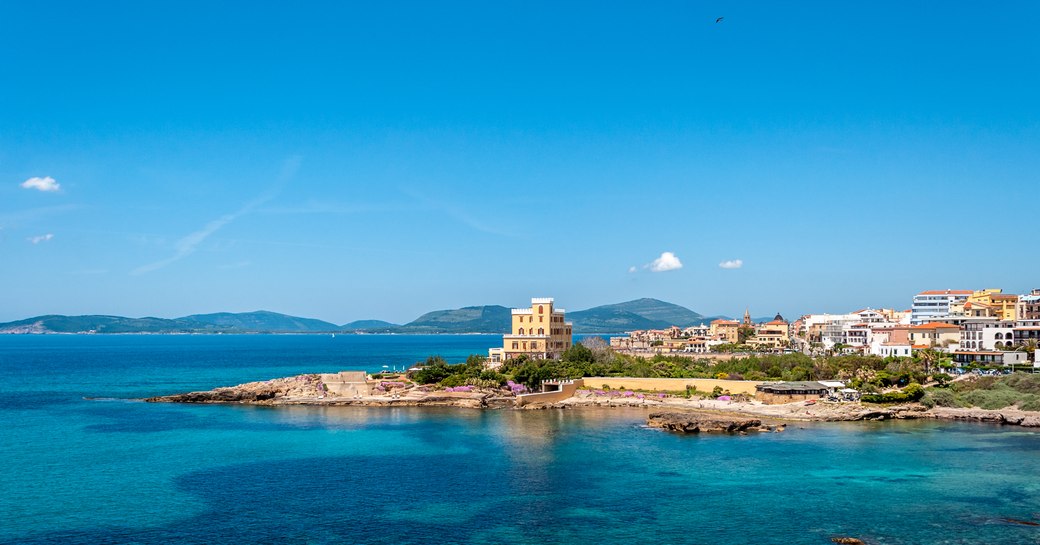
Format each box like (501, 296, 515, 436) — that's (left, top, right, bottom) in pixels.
(738, 325, 756, 344)
(562, 343, 594, 364)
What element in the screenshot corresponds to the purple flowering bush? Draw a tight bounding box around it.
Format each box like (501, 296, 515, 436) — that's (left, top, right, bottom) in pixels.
(506, 380, 528, 395)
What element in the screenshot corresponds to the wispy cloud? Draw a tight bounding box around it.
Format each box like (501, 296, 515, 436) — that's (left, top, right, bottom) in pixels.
(401, 187, 516, 238)
(719, 259, 743, 269)
(131, 156, 301, 275)
(21, 176, 61, 192)
(647, 251, 683, 272)
(628, 266, 637, 273)
(259, 201, 415, 215)
(28, 233, 54, 244)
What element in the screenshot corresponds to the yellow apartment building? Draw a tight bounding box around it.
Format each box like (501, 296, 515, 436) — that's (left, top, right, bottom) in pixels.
(488, 297, 573, 363)
(960, 289, 1018, 321)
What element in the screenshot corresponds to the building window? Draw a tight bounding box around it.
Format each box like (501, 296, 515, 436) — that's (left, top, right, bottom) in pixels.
(512, 342, 518, 349)
(539, 305, 544, 314)
(538, 328, 544, 335)
(519, 328, 525, 335)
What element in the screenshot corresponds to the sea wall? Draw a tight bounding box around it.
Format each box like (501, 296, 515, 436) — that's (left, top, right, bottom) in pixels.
(584, 377, 762, 396)
(516, 379, 585, 406)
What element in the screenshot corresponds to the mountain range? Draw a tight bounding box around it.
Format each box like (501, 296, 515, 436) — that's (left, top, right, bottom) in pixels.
(0, 299, 736, 335)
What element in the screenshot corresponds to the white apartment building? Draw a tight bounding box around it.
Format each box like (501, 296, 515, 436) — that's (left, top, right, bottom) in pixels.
(960, 319, 1013, 351)
(911, 290, 971, 325)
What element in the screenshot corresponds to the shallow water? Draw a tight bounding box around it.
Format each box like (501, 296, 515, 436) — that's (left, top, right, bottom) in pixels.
(2, 335, 1039, 544)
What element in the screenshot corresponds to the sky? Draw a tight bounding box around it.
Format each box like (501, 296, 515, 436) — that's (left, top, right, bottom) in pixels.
(2, 1, 1039, 325)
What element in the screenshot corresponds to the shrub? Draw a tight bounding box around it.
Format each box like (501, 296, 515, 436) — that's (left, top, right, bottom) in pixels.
(962, 388, 1019, 410)
(1017, 395, 1040, 412)
(862, 383, 925, 404)
(1003, 373, 1040, 395)
(439, 374, 467, 388)
(928, 389, 960, 408)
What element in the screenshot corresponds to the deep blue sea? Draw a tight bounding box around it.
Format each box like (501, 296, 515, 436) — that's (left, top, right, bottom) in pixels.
(2, 334, 1040, 545)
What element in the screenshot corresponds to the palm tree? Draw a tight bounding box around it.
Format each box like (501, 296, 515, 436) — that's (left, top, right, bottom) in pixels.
(1019, 339, 1039, 363)
(918, 348, 941, 375)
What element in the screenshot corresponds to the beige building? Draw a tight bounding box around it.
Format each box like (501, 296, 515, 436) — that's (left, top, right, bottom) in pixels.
(710, 319, 740, 343)
(488, 297, 572, 363)
(908, 322, 961, 349)
(750, 313, 791, 350)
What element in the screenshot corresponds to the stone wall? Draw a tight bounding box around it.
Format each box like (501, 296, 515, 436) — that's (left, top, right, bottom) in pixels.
(756, 391, 821, 405)
(516, 379, 585, 406)
(320, 371, 372, 397)
(584, 377, 762, 395)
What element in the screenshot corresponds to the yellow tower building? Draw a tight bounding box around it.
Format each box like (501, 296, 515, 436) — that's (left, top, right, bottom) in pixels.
(488, 297, 573, 364)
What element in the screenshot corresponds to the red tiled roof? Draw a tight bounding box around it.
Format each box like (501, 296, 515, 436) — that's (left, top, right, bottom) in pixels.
(911, 322, 960, 330)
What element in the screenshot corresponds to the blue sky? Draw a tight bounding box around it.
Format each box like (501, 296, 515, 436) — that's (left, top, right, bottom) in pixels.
(2, 1, 1038, 324)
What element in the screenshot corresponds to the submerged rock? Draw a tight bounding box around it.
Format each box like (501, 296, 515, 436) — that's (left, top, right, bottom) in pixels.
(646, 411, 769, 433)
(831, 538, 865, 545)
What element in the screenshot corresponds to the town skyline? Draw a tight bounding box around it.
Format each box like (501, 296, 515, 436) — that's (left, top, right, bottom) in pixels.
(3, 2, 1039, 324)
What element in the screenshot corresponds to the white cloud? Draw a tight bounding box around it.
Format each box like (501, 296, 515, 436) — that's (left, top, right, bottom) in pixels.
(647, 251, 683, 272)
(21, 176, 61, 192)
(719, 259, 743, 269)
(628, 266, 637, 273)
(28, 233, 54, 244)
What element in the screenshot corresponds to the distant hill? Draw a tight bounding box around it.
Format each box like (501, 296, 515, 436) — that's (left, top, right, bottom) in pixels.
(0, 315, 197, 334)
(341, 319, 398, 331)
(396, 305, 511, 333)
(0, 299, 728, 335)
(182, 311, 341, 332)
(0, 311, 342, 334)
(568, 298, 707, 333)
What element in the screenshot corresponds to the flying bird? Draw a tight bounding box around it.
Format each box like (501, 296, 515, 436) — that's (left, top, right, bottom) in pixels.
(715, 17, 724, 23)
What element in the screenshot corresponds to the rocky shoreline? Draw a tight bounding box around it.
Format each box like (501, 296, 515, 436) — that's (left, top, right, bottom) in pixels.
(143, 374, 1040, 430)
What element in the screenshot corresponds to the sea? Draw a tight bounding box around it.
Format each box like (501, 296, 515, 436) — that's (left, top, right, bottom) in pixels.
(2, 334, 1039, 545)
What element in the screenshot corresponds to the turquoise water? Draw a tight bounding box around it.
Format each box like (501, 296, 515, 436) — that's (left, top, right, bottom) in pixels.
(2, 335, 1040, 544)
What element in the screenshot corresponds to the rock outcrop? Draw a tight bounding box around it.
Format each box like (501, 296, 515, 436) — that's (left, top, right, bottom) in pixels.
(144, 374, 505, 409)
(646, 411, 772, 433)
(925, 407, 1040, 427)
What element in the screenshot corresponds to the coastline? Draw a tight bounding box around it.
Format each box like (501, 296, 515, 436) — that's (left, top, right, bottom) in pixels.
(143, 373, 1040, 429)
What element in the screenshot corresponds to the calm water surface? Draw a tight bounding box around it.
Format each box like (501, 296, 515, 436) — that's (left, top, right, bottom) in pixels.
(2, 335, 1039, 544)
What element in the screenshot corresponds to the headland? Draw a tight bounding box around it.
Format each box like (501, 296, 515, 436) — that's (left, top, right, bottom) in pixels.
(144, 372, 1040, 430)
